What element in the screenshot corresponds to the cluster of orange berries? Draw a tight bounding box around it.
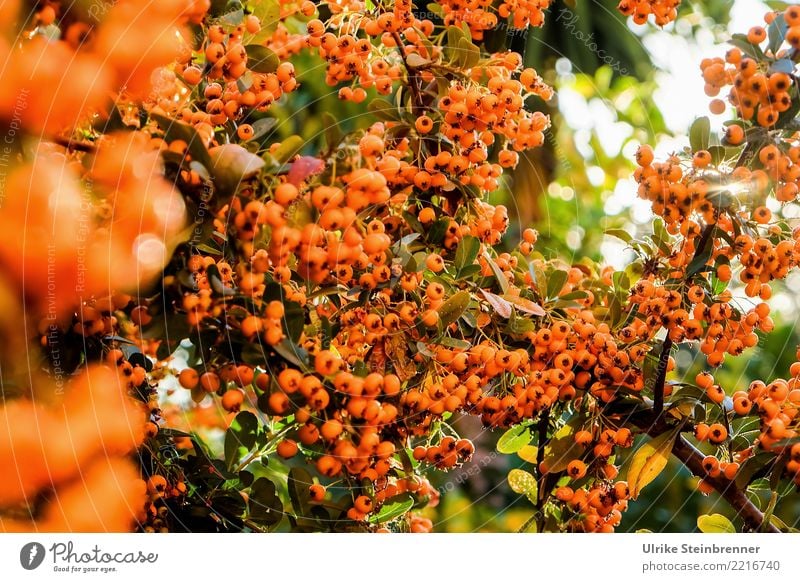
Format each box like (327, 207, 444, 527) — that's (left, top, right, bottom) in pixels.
(437, 69, 551, 173)
(498, 0, 552, 30)
(306, 0, 425, 89)
(617, 0, 680, 26)
(626, 278, 771, 367)
(0, 133, 185, 317)
(0, 366, 148, 532)
(633, 149, 715, 226)
(140, 474, 189, 533)
(337, 476, 438, 523)
(555, 481, 630, 533)
(700, 8, 800, 127)
(742, 367, 800, 448)
(701, 52, 793, 128)
(267, 22, 308, 60)
(309, 27, 400, 92)
(412, 437, 476, 469)
(438, 0, 498, 40)
(695, 365, 800, 487)
(174, 18, 298, 129)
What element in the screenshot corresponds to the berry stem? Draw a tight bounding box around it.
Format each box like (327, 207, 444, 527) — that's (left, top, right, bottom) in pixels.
(391, 31, 426, 116)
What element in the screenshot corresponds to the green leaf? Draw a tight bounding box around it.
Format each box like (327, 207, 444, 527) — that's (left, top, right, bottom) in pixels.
(270, 135, 305, 164)
(497, 423, 532, 454)
(250, 0, 281, 38)
(508, 308, 536, 334)
(368, 493, 414, 524)
(767, 13, 787, 55)
(244, 45, 280, 73)
(770, 58, 794, 74)
(151, 113, 212, 168)
(208, 143, 266, 195)
(456, 37, 480, 69)
(248, 477, 282, 528)
(438, 290, 471, 327)
(626, 430, 676, 499)
(728, 34, 766, 60)
(224, 411, 259, 470)
(604, 228, 632, 243)
(220, 8, 244, 25)
(697, 513, 735, 533)
(367, 98, 400, 121)
(546, 269, 568, 299)
(542, 416, 583, 473)
(287, 467, 314, 517)
(687, 230, 715, 277)
(249, 117, 277, 142)
(483, 251, 509, 294)
(321, 112, 342, 151)
(689, 116, 711, 152)
(508, 468, 538, 502)
(273, 339, 310, 370)
(651, 217, 672, 255)
(707, 145, 729, 165)
(454, 235, 481, 274)
(435, 336, 472, 349)
(445, 25, 467, 63)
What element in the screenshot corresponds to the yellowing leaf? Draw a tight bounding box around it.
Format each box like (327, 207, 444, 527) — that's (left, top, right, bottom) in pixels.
(480, 289, 512, 318)
(626, 431, 676, 499)
(517, 445, 538, 463)
(508, 469, 537, 502)
(504, 295, 546, 317)
(697, 513, 735, 533)
(542, 415, 583, 473)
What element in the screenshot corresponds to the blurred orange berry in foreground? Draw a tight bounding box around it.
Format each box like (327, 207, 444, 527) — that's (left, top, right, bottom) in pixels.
(0, 366, 147, 531)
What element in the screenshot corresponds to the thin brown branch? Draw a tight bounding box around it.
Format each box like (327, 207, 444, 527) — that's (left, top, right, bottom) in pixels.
(628, 414, 778, 532)
(671, 436, 780, 533)
(391, 31, 426, 116)
(652, 337, 673, 418)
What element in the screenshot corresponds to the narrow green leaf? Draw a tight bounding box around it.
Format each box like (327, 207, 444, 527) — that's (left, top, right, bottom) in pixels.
(546, 270, 568, 299)
(224, 411, 259, 470)
(767, 13, 787, 55)
(604, 228, 632, 243)
(367, 98, 400, 121)
(270, 135, 305, 164)
(368, 493, 414, 524)
(483, 251, 509, 294)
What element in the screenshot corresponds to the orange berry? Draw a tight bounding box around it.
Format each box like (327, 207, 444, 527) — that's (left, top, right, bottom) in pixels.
(222, 389, 245, 412)
(178, 368, 199, 390)
(277, 438, 299, 459)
